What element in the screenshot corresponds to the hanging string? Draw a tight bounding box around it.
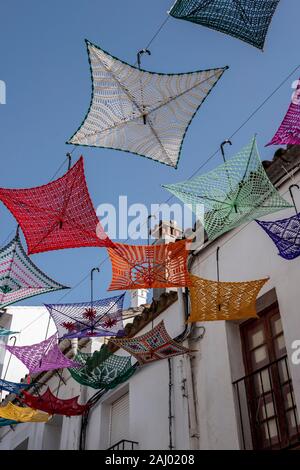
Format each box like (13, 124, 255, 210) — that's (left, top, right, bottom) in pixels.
(35, 316, 53, 371)
(48, 156, 69, 182)
(0, 230, 15, 247)
(44, 316, 51, 341)
(2, 226, 20, 295)
(139, 16, 170, 56)
(281, 164, 297, 185)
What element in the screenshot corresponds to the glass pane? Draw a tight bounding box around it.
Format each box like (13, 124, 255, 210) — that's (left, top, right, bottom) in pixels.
(251, 345, 268, 367)
(254, 369, 271, 395)
(260, 398, 275, 421)
(249, 329, 265, 349)
(262, 419, 279, 440)
(285, 390, 294, 410)
(277, 360, 289, 384)
(274, 334, 286, 357)
(271, 316, 283, 336)
(287, 409, 299, 436)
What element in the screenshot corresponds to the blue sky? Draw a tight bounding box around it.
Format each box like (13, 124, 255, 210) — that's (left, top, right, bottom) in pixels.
(0, 0, 299, 313)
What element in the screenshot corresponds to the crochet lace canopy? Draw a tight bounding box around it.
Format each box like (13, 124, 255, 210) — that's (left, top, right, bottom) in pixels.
(163, 137, 291, 241)
(257, 215, 300, 260)
(67, 40, 227, 168)
(0, 157, 111, 255)
(189, 274, 269, 321)
(69, 349, 136, 390)
(169, 0, 280, 50)
(107, 240, 190, 291)
(0, 233, 67, 308)
(0, 402, 50, 423)
(6, 334, 81, 374)
(22, 388, 89, 417)
(111, 321, 191, 365)
(45, 293, 125, 340)
(267, 79, 300, 146)
(85, 344, 112, 370)
(0, 378, 29, 395)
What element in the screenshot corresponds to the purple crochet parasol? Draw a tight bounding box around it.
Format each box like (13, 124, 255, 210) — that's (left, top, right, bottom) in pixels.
(44, 293, 125, 340)
(257, 215, 300, 260)
(267, 79, 300, 146)
(256, 184, 300, 260)
(6, 334, 80, 374)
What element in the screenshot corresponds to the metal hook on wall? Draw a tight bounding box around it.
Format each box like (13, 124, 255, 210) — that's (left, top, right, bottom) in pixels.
(220, 140, 232, 164)
(147, 214, 157, 246)
(66, 153, 72, 171)
(1, 335, 17, 400)
(289, 184, 300, 215)
(137, 49, 151, 125)
(90, 267, 100, 308)
(216, 247, 221, 311)
(216, 247, 220, 283)
(137, 49, 151, 69)
(58, 154, 73, 230)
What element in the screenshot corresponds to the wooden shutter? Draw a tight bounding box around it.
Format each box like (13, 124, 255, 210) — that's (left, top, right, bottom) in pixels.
(109, 393, 129, 446)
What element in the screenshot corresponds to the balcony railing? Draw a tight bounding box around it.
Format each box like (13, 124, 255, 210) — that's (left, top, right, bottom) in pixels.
(233, 355, 300, 450)
(107, 439, 139, 450)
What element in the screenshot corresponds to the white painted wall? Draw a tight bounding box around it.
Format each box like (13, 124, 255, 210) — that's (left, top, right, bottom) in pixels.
(83, 171, 300, 450)
(0, 306, 56, 386)
(188, 171, 300, 449)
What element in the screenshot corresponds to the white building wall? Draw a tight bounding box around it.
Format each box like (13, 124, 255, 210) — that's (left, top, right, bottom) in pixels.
(83, 297, 191, 450)
(79, 171, 300, 451)
(0, 306, 56, 385)
(189, 171, 300, 449)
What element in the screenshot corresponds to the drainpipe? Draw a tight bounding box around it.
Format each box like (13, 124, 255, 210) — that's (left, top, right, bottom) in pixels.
(183, 252, 203, 450)
(176, 288, 191, 342)
(168, 358, 175, 450)
(176, 285, 201, 449)
(185, 353, 200, 450)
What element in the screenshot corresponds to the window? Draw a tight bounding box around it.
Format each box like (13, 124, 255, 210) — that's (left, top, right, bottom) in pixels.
(240, 303, 300, 449)
(109, 392, 129, 447)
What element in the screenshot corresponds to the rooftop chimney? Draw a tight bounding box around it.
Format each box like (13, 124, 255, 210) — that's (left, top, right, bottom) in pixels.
(130, 289, 148, 308)
(151, 220, 183, 301)
(151, 219, 182, 244)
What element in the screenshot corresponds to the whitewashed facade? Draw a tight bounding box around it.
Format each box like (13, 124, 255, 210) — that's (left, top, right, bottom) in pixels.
(0, 307, 56, 387)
